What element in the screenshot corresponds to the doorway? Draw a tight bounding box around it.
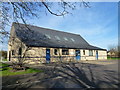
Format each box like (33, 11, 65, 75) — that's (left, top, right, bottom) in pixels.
(76, 50, 80, 60)
(96, 51, 98, 60)
(46, 49, 50, 63)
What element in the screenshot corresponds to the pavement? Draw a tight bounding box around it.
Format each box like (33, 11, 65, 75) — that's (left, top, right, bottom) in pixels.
(1, 60, 119, 89)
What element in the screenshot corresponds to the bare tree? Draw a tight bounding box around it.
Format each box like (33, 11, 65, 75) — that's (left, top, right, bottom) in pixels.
(1, 1, 90, 70)
(0, 1, 90, 42)
(108, 45, 119, 58)
(10, 40, 30, 70)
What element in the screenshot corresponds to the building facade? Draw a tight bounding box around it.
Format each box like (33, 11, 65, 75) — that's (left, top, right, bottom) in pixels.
(7, 22, 107, 64)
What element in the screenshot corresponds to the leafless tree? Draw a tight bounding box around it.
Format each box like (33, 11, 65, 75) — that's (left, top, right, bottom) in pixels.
(0, 1, 90, 42)
(1, 1, 90, 70)
(11, 40, 30, 70)
(108, 45, 119, 58)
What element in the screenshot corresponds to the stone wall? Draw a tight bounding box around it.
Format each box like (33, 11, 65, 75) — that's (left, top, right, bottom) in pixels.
(24, 48, 76, 64)
(8, 43, 107, 64)
(7, 37, 27, 62)
(20, 48, 107, 64)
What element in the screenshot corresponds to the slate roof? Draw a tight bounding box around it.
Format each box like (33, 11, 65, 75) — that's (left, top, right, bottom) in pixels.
(12, 22, 106, 50)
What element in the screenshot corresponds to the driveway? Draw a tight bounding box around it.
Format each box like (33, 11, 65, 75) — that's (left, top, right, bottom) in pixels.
(2, 60, 119, 89)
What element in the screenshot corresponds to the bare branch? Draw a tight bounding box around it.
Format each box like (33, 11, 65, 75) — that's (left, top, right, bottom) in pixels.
(0, 1, 90, 42)
(42, 2, 68, 16)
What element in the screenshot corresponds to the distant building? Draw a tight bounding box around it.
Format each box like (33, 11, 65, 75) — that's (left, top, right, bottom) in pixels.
(7, 22, 107, 64)
(107, 51, 118, 57)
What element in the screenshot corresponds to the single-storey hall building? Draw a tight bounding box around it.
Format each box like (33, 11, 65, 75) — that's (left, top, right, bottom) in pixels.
(7, 22, 107, 64)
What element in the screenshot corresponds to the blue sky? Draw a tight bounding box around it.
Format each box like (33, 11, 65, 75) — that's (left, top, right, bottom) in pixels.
(1, 2, 118, 51)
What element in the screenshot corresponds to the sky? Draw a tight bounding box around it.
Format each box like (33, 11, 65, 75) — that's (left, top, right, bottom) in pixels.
(1, 2, 118, 51)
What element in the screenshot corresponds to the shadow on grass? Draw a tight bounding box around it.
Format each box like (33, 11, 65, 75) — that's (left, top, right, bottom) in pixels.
(0, 63, 11, 71)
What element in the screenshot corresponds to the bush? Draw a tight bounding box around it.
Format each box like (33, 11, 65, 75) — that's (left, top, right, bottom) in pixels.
(0, 51, 7, 59)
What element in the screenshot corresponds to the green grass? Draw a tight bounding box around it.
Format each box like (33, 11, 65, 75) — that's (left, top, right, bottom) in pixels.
(0, 63, 43, 76)
(0, 62, 10, 71)
(107, 57, 120, 60)
(0, 62, 9, 67)
(2, 59, 7, 61)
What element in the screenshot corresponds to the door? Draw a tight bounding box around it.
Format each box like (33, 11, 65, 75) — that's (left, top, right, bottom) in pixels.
(46, 49, 50, 62)
(96, 51, 98, 60)
(76, 50, 80, 60)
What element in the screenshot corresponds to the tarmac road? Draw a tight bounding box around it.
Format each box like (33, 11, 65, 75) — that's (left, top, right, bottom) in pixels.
(2, 60, 119, 89)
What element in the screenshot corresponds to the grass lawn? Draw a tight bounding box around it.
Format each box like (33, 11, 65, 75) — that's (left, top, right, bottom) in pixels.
(107, 57, 120, 60)
(2, 59, 7, 61)
(0, 62, 43, 77)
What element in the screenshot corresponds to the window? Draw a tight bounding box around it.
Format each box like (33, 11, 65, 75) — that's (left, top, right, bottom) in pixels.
(83, 50, 85, 55)
(54, 49, 58, 55)
(45, 34, 51, 39)
(55, 36, 60, 40)
(64, 37, 67, 40)
(89, 50, 93, 56)
(70, 38, 75, 42)
(18, 48, 22, 55)
(62, 49, 69, 55)
(12, 50, 15, 55)
(76, 50, 80, 56)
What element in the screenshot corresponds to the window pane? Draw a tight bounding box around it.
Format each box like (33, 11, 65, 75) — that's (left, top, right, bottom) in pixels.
(62, 49, 69, 55)
(12, 50, 14, 55)
(54, 49, 58, 55)
(55, 36, 60, 40)
(18, 48, 22, 55)
(70, 38, 75, 42)
(89, 50, 93, 56)
(64, 37, 68, 41)
(83, 50, 85, 55)
(45, 34, 51, 39)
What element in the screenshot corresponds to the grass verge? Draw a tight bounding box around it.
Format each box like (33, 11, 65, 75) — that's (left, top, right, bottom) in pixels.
(0, 62, 43, 77)
(107, 57, 120, 60)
